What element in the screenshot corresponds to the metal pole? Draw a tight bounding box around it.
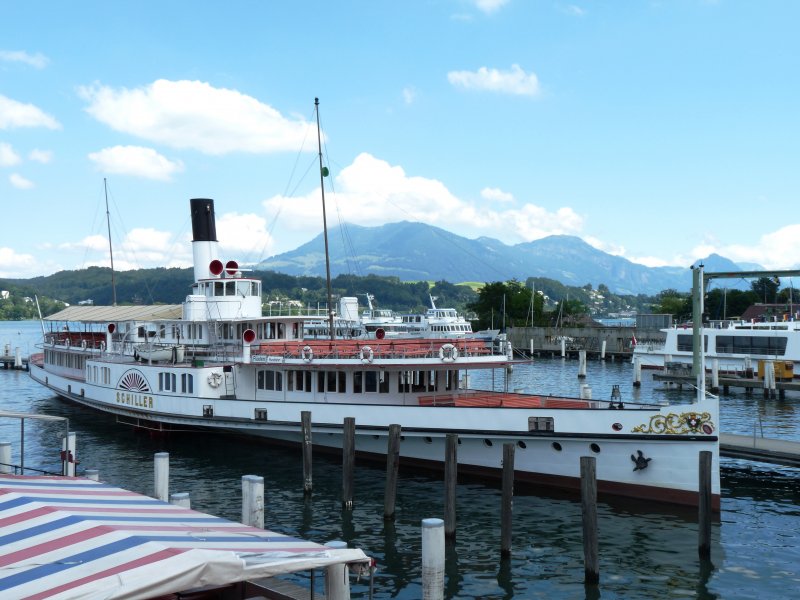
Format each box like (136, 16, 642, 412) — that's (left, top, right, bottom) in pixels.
(315, 97, 335, 341)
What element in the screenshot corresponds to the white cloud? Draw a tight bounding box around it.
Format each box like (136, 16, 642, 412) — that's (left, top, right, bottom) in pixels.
(9, 173, 33, 189)
(562, 4, 586, 17)
(88, 145, 184, 181)
(29, 149, 52, 163)
(402, 87, 417, 105)
(216, 212, 274, 257)
(0, 50, 49, 69)
(78, 79, 314, 155)
(62, 229, 193, 271)
(447, 64, 541, 96)
(688, 225, 800, 271)
(262, 152, 582, 249)
(481, 187, 514, 203)
(473, 0, 509, 14)
(0, 94, 61, 129)
(0, 247, 38, 278)
(0, 142, 21, 167)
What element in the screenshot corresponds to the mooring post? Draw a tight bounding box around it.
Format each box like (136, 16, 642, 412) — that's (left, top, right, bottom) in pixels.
(698, 451, 712, 559)
(324, 541, 350, 600)
(61, 432, 76, 477)
(342, 417, 355, 509)
(578, 350, 587, 378)
(85, 469, 99, 481)
(0, 442, 11, 474)
(580, 456, 599, 585)
(384, 424, 401, 520)
(560, 337, 566, 358)
(711, 359, 720, 393)
(501, 443, 515, 557)
(242, 474, 265, 528)
(422, 518, 445, 600)
(444, 433, 458, 538)
(154, 452, 169, 502)
(633, 356, 642, 387)
(301, 410, 313, 494)
(170, 492, 191, 508)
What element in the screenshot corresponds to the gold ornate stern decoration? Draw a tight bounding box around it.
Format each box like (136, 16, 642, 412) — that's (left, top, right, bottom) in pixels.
(632, 412, 715, 435)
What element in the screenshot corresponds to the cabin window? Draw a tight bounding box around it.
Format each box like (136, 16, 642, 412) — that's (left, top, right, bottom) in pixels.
(226, 281, 235, 296)
(529, 416, 555, 432)
(364, 371, 378, 393)
(292, 370, 312, 392)
(677, 334, 708, 352)
(257, 369, 283, 391)
(215, 282, 224, 296)
(181, 374, 194, 394)
(159, 372, 177, 392)
(252, 282, 260, 296)
(237, 282, 250, 297)
(716, 335, 787, 356)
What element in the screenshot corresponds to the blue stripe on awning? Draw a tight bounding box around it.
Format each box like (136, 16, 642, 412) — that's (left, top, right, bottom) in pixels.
(0, 515, 84, 546)
(0, 537, 149, 592)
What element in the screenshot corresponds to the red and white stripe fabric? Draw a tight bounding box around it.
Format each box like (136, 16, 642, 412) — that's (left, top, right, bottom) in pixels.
(0, 475, 368, 599)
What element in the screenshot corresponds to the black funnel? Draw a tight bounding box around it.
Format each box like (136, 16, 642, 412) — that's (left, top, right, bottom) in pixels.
(190, 198, 217, 242)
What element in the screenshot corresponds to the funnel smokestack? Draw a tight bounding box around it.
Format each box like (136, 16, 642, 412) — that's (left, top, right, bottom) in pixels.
(190, 198, 220, 281)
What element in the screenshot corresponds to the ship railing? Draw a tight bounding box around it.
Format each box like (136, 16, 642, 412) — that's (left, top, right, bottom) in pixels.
(251, 338, 499, 361)
(418, 390, 599, 409)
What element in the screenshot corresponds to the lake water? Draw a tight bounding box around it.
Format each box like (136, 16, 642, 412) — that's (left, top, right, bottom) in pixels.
(1, 320, 799, 599)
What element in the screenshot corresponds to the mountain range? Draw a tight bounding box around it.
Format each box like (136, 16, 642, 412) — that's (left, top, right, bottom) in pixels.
(258, 222, 756, 295)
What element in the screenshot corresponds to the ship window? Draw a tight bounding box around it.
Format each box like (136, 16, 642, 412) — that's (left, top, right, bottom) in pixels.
(159, 372, 176, 392)
(226, 281, 235, 296)
(529, 416, 555, 432)
(716, 335, 787, 356)
(677, 334, 708, 352)
(257, 369, 282, 391)
(252, 282, 259, 296)
(215, 281, 224, 296)
(354, 371, 362, 393)
(181, 374, 193, 394)
(364, 371, 378, 393)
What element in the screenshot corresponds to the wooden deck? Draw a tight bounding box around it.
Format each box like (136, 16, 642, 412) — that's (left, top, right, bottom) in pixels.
(418, 391, 594, 409)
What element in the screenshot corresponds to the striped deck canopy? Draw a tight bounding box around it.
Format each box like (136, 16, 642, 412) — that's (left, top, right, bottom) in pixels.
(0, 475, 369, 599)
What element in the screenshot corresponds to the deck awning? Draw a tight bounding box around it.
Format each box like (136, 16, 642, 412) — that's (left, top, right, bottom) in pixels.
(0, 475, 369, 599)
(44, 305, 183, 323)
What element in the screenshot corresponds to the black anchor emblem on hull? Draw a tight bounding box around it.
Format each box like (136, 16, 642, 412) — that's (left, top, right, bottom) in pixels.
(631, 450, 652, 471)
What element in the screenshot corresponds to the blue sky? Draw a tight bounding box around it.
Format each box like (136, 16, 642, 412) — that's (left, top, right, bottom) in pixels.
(1, 0, 799, 280)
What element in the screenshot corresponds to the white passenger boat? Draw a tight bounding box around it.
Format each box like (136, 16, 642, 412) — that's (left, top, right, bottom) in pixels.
(29, 198, 720, 509)
(634, 319, 800, 375)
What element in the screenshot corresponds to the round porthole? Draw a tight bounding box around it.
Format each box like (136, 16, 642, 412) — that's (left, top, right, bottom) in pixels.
(590, 443, 601, 453)
(517, 441, 527, 449)
(552, 442, 562, 452)
(424, 436, 433, 444)
(612, 422, 623, 432)
(484, 439, 493, 447)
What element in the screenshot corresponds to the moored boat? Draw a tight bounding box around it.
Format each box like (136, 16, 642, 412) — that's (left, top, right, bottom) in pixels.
(29, 198, 721, 509)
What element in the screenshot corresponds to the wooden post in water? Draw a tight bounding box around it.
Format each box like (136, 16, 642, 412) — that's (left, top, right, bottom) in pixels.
(444, 433, 458, 538)
(580, 456, 599, 584)
(501, 443, 515, 557)
(301, 411, 313, 494)
(384, 424, 402, 520)
(342, 417, 355, 509)
(578, 350, 587, 378)
(61, 432, 76, 477)
(242, 474, 264, 528)
(0, 442, 11, 474)
(711, 359, 720, 393)
(600, 339, 607, 360)
(170, 492, 191, 508)
(560, 337, 566, 358)
(698, 451, 712, 559)
(324, 541, 350, 600)
(154, 452, 169, 502)
(633, 356, 642, 387)
(422, 518, 445, 600)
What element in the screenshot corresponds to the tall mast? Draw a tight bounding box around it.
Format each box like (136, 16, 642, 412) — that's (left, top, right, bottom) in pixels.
(104, 178, 117, 306)
(315, 98, 335, 340)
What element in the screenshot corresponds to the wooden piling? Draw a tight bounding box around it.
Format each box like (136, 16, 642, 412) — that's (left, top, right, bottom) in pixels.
(170, 492, 191, 508)
(0, 442, 11, 475)
(154, 452, 169, 502)
(422, 518, 445, 600)
(698, 451, 712, 559)
(600, 339, 607, 360)
(633, 357, 642, 387)
(242, 474, 264, 529)
(444, 433, 458, 538)
(61, 432, 76, 477)
(342, 417, 355, 509)
(578, 350, 587, 378)
(580, 456, 599, 584)
(501, 443, 515, 557)
(301, 411, 312, 494)
(384, 424, 401, 520)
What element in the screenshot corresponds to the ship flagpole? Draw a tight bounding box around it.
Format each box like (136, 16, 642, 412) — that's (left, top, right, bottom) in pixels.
(315, 98, 335, 341)
(104, 178, 117, 306)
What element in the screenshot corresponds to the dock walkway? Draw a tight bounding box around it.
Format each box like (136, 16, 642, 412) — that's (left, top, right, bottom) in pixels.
(720, 433, 800, 467)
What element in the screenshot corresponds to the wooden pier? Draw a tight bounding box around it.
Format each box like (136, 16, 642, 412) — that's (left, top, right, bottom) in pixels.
(720, 433, 800, 467)
(1, 350, 29, 371)
(652, 372, 800, 398)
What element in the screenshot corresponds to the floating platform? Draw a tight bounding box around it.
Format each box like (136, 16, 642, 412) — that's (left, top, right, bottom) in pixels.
(720, 433, 800, 467)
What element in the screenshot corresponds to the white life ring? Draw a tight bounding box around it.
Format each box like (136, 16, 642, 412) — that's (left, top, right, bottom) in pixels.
(81, 340, 87, 350)
(100, 341, 106, 352)
(439, 343, 458, 362)
(360, 345, 374, 363)
(65, 338, 70, 348)
(301, 345, 314, 362)
(207, 372, 222, 388)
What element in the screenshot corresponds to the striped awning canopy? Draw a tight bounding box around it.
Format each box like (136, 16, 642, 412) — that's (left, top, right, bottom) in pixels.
(0, 475, 369, 599)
